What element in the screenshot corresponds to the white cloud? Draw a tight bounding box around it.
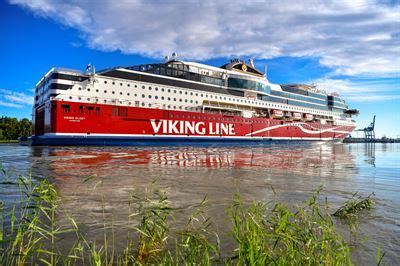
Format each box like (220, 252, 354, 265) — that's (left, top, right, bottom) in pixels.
(312, 78, 400, 102)
(0, 89, 33, 108)
(9, 0, 400, 77)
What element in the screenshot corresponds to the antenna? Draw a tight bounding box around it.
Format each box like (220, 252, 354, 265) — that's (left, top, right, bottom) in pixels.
(172, 52, 178, 60)
(164, 55, 170, 62)
(264, 64, 267, 77)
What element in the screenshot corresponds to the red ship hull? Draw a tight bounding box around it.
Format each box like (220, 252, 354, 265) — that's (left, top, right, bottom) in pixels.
(31, 100, 355, 145)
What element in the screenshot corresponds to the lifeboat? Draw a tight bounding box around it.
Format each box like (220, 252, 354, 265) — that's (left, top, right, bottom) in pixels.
(271, 109, 284, 118)
(293, 112, 302, 120)
(304, 114, 313, 121)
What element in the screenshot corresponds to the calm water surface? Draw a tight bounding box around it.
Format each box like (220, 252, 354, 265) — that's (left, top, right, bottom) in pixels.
(0, 142, 399, 264)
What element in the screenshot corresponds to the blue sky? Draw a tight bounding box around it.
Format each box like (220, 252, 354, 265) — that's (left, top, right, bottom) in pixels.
(0, 0, 399, 137)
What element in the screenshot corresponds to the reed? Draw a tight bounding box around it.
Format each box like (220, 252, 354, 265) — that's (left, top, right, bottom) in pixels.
(1, 169, 366, 265)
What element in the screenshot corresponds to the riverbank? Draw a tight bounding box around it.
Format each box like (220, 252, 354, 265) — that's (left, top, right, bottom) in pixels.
(0, 140, 18, 143)
(343, 138, 400, 143)
(1, 173, 373, 265)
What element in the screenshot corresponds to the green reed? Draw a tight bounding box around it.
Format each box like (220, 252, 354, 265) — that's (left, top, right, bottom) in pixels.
(1, 168, 378, 265)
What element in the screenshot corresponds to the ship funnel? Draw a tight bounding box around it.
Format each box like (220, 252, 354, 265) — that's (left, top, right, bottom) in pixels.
(164, 55, 170, 62)
(172, 52, 178, 59)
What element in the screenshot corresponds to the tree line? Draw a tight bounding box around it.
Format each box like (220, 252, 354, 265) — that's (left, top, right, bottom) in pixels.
(0, 116, 32, 140)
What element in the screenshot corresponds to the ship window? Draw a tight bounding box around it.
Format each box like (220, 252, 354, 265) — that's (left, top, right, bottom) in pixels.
(78, 87, 82, 91)
(96, 89, 99, 92)
(134, 84, 137, 88)
(61, 104, 70, 113)
(88, 106, 94, 114)
(190, 92, 193, 96)
(142, 103, 145, 106)
(161, 88, 164, 92)
(112, 91, 115, 94)
(174, 90, 177, 93)
(155, 87, 158, 91)
(168, 89, 171, 93)
(148, 95, 152, 99)
(112, 81, 115, 85)
(155, 96, 158, 99)
(104, 90, 107, 93)
(185, 91, 188, 95)
(104, 81, 107, 84)
(168, 97, 171, 101)
(173, 98, 176, 101)
(128, 93, 131, 96)
(142, 85, 145, 89)
(185, 99, 188, 102)
(127, 84, 130, 87)
(179, 91, 182, 94)
(69, 96, 72, 100)
(120, 92, 123, 95)
(142, 94, 145, 98)
(148, 103, 151, 107)
(161, 96, 164, 100)
(120, 83, 123, 86)
(149, 87, 152, 90)
(201, 94, 203, 97)
(179, 99, 182, 102)
(96, 107, 100, 115)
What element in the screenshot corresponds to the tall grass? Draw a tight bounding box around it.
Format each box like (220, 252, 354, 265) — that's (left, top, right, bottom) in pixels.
(1, 170, 364, 265)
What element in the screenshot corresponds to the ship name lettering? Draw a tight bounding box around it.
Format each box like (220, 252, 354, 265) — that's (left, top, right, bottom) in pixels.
(151, 119, 234, 135)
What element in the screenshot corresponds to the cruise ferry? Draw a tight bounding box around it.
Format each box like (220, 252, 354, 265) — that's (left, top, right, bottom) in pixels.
(30, 55, 357, 145)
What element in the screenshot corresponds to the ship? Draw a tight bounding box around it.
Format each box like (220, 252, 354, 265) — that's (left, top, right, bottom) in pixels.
(30, 54, 358, 145)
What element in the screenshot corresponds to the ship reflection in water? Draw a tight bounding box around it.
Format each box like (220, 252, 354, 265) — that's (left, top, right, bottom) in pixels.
(2, 142, 399, 264)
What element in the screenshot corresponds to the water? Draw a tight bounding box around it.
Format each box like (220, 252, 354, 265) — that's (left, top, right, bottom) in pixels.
(0, 142, 399, 264)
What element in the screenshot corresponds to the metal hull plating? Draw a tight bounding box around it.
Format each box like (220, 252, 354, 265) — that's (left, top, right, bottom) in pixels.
(31, 101, 355, 146)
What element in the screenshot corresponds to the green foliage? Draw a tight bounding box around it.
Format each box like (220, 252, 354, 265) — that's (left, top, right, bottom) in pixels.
(230, 191, 352, 265)
(1, 170, 366, 265)
(333, 192, 375, 218)
(0, 116, 32, 140)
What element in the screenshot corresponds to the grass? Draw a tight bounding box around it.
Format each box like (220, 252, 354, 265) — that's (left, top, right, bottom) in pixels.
(0, 169, 380, 265)
(333, 192, 375, 218)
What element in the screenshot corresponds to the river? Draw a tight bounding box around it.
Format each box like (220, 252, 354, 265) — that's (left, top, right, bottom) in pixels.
(0, 142, 399, 264)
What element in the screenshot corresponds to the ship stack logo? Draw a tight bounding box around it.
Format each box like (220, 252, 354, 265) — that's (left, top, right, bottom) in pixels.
(150, 119, 235, 135)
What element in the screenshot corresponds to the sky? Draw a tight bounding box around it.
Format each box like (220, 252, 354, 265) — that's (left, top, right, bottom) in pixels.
(0, 0, 399, 137)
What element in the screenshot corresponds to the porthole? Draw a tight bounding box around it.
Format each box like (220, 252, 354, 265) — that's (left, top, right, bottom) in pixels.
(112, 91, 115, 94)
(142, 103, 145, 106)
(128, 93, 131, 96)
(149, 87, 152, 90)
(168, 89, 171, 93)
(185, 91, 188, 95)
(69, 96, 72, 99)
(87, 98, 90, 101)
(155, 87, 158, 91)
(148, 95, 152, 99)
(104, 90, 107, 93)
(120, 83, 123, 86)
(148, 103, 151, 107)
(179, 91, 182, 94)
(174, 90, 177, 93)
(179, 99, 182, 102)
(96, 89, 99, 92)
(104, 81, 107, 84)
(134, 85, 137, 88)
(161, 96, 164, 100)
(155, 96, 158, 99)
(127, 84, 130, 87)
(112, 81, 115, 85)
(142, 85, 145, 89)
(120, 92, 123, 95)
(142, 94, 145, 98)
(173, 98, 176, 101)
(190, 92, 193, 96)
(185, 99, 188, 102)
(161, 88, 165, 92)
(78, 87, 82, 91)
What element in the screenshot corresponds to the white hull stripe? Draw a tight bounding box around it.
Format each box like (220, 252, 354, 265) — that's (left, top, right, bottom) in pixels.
(247, 122, 351, 136)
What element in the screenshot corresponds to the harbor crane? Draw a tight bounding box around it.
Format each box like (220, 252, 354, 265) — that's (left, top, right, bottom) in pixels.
(356, 115, 376, 142)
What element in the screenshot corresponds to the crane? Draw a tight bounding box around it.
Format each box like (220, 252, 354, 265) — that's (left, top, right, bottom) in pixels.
(356, 115, 376, 142)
